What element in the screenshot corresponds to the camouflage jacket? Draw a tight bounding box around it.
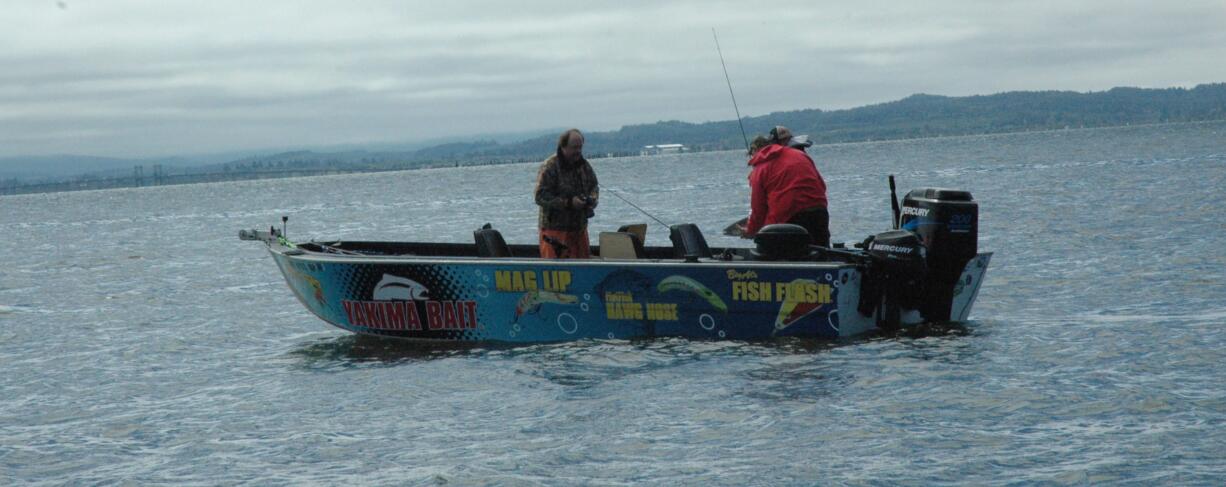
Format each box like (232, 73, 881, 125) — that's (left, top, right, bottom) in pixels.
(535, 151, 599, 231)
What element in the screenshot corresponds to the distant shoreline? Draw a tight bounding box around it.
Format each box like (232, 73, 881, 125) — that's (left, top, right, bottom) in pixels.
(7, 83, 1226, 194)
(3, 118, 1223, 197)
(798, 118, 1226, 148)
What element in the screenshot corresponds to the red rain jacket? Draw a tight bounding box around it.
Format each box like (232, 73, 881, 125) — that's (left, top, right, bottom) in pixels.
(745, 144, 828, 237)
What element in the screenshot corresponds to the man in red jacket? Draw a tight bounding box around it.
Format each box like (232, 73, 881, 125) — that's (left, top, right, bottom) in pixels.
(741, 126, 830, 246)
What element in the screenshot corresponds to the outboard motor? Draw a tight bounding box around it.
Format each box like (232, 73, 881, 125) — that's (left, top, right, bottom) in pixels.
(900, 188, 978, 321)
(752, 224, 813, 261)
(858, 229, 927, 329)
(865, 229, 927, 276)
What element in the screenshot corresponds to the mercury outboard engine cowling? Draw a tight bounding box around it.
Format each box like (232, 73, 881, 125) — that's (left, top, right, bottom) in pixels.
(901, 188, 978, 321)
(865, 229, 927, 276)
(858, 229, 927, 329)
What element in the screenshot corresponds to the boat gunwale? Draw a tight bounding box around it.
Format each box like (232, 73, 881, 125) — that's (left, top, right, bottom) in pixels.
(268, 241, 861, 270)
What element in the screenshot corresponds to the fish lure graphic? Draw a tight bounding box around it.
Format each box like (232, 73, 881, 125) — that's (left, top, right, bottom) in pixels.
(773, 278, 822, 335)
(657, 275, 728, 313)
(513, 290, 579, 323)
(288, 268, 326, 305)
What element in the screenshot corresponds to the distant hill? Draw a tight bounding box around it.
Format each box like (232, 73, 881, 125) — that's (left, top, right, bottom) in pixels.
(223, 83, 1226, 171)
(0, 154, 147, 180)
(0, 129, 566, 183)
(521, 83, 1226, 156)
(4, 84, 1225, 187)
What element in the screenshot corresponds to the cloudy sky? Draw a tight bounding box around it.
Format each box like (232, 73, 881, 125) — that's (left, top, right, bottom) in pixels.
(3, 0, 1225, 158)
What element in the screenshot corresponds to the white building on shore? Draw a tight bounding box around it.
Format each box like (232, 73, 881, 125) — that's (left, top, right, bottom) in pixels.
(640, 144, 687, 156)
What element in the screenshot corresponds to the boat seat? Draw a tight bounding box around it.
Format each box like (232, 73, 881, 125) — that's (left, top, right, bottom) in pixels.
(617, 224, 647, 246)
(669, 223, 712, 260)
(474, 227, 512, 257)
(599, 231, 645, 259)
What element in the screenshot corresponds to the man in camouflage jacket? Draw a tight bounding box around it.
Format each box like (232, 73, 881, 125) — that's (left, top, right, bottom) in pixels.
(535, 128, 599, 258)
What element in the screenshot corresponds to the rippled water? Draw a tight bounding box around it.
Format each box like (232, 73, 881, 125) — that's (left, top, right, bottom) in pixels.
(3, 122, 1225, 485)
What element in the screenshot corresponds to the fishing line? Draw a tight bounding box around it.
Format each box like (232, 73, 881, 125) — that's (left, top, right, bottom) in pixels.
(605, 188, 671, 230)
(712, 28, 750, 154)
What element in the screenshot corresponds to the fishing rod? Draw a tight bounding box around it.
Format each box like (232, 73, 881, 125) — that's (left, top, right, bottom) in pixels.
(712, 28, 751, 154)
(605, 188, 671, 230)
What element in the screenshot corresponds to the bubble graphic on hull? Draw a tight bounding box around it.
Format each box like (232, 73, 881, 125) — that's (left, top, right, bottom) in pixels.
(557, 313, 579, 334)
(699, 313, 716, 331)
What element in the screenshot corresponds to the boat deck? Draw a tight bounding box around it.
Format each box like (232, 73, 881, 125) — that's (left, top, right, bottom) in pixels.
(298, 240, 718, 259)
(291, 240, 865, 267)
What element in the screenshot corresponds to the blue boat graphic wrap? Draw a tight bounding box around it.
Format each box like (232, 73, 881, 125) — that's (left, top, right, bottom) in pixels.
(245, 184, 990, 341)
(272, 254, 847, 342)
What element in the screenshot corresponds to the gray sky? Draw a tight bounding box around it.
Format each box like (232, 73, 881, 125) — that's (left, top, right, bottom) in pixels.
(3, 0, 1225, 158)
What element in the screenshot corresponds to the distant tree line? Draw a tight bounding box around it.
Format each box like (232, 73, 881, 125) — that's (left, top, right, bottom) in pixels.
(222, 83, 1226, 169)
(580, 83, 1226, 154)
(4, 83, 1225, 195)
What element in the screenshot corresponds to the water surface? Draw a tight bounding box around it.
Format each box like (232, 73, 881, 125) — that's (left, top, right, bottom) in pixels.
(2, 122, 1225, 485)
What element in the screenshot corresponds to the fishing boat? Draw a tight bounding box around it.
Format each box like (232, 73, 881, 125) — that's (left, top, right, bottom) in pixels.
(240, 187, 990, 342)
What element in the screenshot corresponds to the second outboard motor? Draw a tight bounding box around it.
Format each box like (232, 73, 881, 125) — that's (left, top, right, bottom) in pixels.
(859, 229, 927, 329)
(865, 229, 927, 276)
(901, 188, 978, 321)
(752, 224, 812, 261)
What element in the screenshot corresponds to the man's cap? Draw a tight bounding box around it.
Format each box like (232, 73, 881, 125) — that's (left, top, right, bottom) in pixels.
(788, 134, 813, 148)
(769, 125, 793, 142)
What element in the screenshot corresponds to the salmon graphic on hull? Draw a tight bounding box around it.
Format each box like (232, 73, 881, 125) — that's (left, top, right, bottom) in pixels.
(373, 274, 430, 301)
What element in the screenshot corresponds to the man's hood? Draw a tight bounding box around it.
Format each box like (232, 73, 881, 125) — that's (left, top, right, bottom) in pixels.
(748, 143, 789, 167)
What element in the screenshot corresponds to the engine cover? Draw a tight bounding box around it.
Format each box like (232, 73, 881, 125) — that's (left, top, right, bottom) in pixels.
(865, 229, 926, 275)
